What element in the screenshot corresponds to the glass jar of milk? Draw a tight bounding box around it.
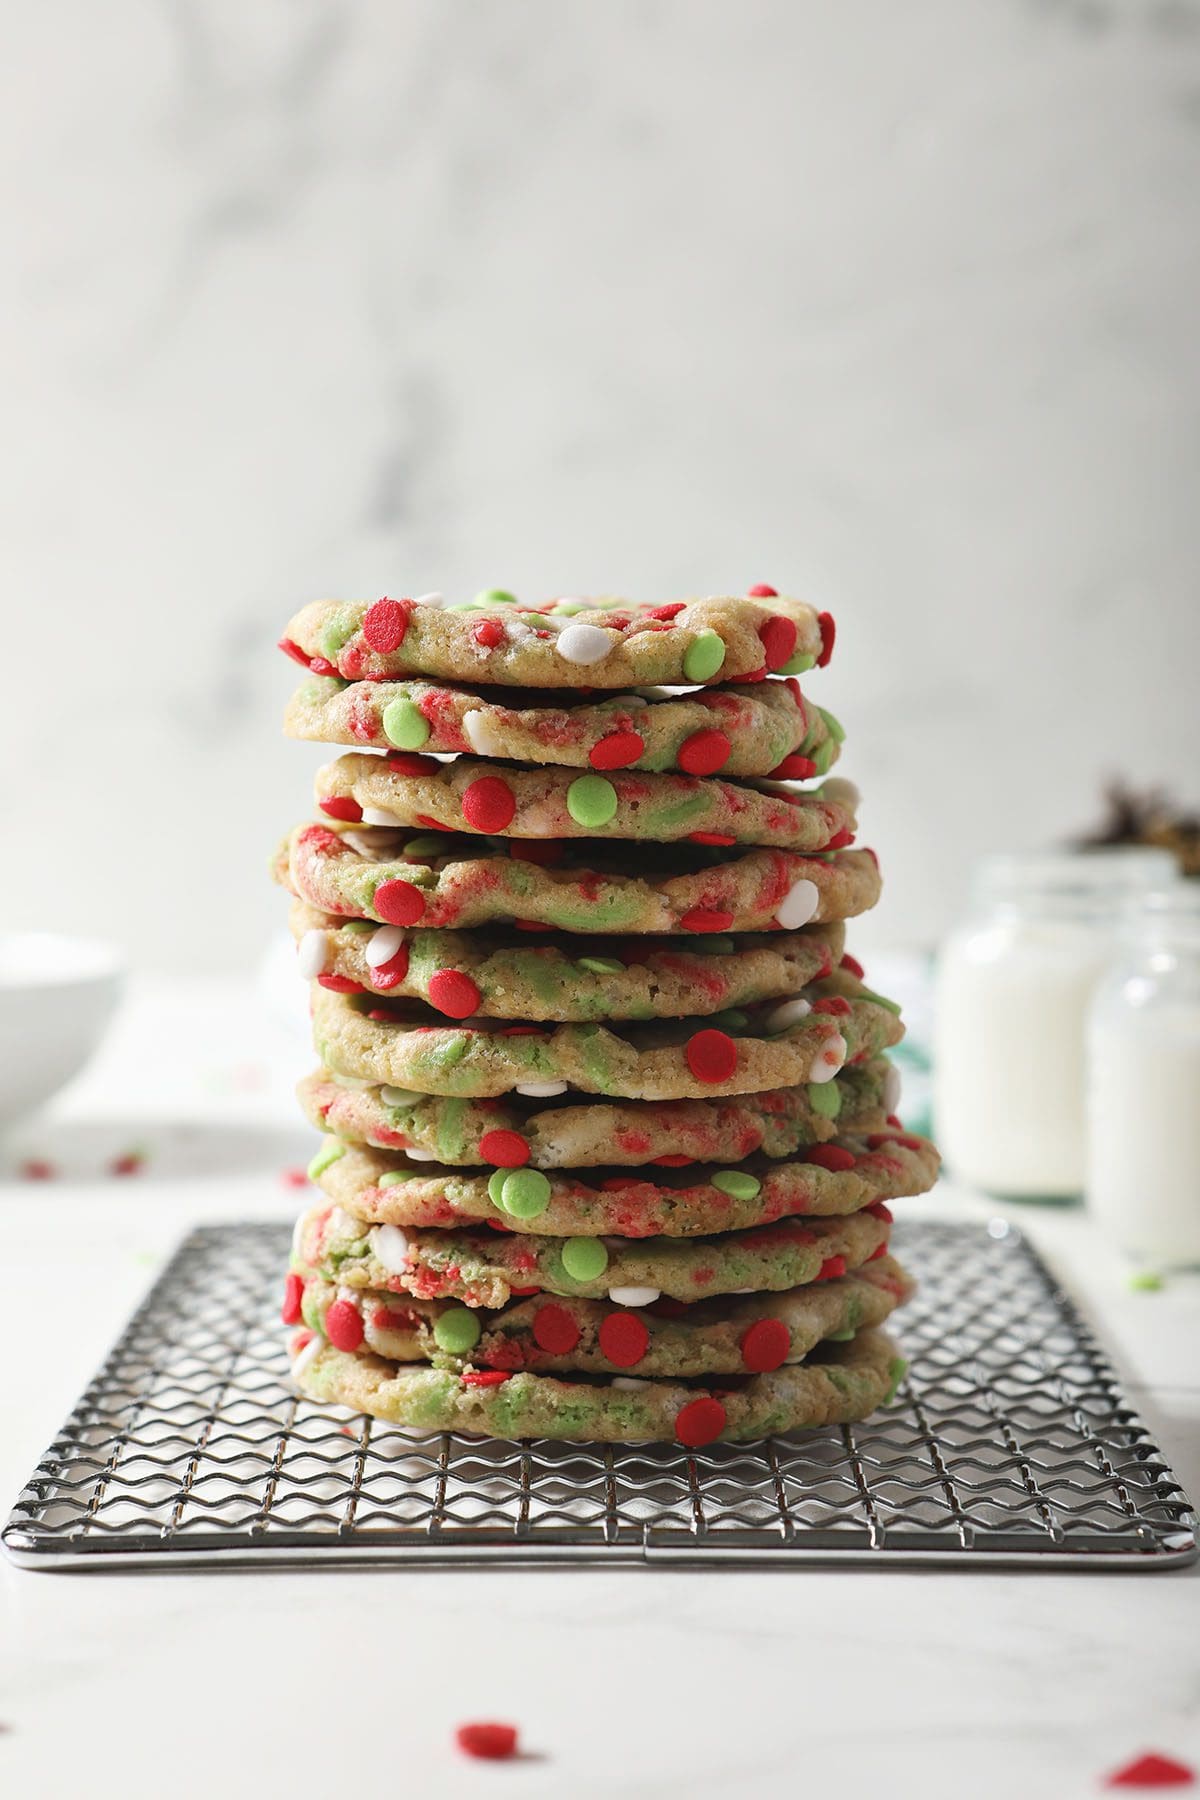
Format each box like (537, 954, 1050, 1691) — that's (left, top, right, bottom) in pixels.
(1087, 889, 1200, 1265)
(934, 850, 1176, 1199)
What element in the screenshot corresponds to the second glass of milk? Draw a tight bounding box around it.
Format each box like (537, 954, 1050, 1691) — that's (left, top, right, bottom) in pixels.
(934, 850, 1176, 1199)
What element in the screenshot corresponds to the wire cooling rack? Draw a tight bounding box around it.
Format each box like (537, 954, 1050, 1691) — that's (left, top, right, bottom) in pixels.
(4, 1218, 1195, 1571)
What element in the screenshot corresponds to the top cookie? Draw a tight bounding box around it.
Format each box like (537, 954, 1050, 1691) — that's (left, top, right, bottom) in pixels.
(280, 591, 832, 690)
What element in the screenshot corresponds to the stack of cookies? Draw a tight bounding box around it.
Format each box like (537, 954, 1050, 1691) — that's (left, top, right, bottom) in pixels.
(274, 589, 938, 1449)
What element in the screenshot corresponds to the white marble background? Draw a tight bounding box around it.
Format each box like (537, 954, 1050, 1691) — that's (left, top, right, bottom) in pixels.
(2, 0, 1198, 970)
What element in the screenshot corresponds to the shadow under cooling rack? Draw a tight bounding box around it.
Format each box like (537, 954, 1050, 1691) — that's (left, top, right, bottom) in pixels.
(4, 1219, 1196, 1570)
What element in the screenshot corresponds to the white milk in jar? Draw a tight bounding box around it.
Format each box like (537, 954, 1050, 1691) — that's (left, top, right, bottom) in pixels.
(1087, 889, 1200, 1265)
(933, 851, 1175, 1198)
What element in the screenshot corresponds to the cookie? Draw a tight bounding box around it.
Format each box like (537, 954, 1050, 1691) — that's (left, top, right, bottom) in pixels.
(285, 671, 841, 779)
(276, 823, 882, 935)
(314, 754, 859, 852)
(306, 982, 903, 1100)
(295, 1199, 891, 1307)
(288, 1326, 903, 1445)
(296, 1058, 896, 1165)
(304, 1131, 935, 1236)
(290, 900, 845, 1018)
(281, 591, 831, 691)
(290, 1254, 913, 1378)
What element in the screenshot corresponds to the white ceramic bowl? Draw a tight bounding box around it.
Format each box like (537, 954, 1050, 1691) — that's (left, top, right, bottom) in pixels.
(0, 932, 125, 1127)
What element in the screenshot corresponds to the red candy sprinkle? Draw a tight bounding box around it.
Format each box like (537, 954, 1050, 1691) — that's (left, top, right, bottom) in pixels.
(317, 973, 362, 994)
(461, 775, 516, 834)
(747, 584, 778, 597)
(758, 614, 798, 670)
(650, 602, 685, 620)
(868, 1201, 894, 1222)
(680, 906, 736, 933)
(688, 832, 736, 847)
(309, 656, 337, 677)
(827, 827, 855, 850)
(599, 1312, 650, 1368)
(674, 1396, 727, 1448)
(532, 1304, 580, 1355)
(460, 1369, 513, 1389)
(590, 729, 645, 770)
(740, 1317, 791, 1373)
(372, 944, 410, 988)
(277, 636, 311, 667)
(866, 1242, 887, 1262)
(456, 1723, 518, 1761)
(840, 953, 865, 978)
(812, 996, 851, 1015)
(816, 610, 836, 667)
(685, 1028, 738, 1083)
(362, 597, 409, 654)
(388, 752, 437, 777)
(805, 1144, 857, 1173)
(319, 795, 363, 823)
(1107, 1752, 1196, 1788)
(281, 1272, 304, 1325)
(677, 728, 732, 776)
(324, 1298, 364, 1352)
(427, 969, 482, 1019)
(770, 754, 817, 780)
(373, 880, 427, 926)
(472, 619, 505, 648)
(479, 1129, 531, 1168)
(818, 1255, 847, 1280)
(651, 1153, 694, 1167)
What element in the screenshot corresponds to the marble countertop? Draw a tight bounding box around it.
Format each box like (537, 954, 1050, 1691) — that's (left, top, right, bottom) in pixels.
(2, 980, 1198, 1800)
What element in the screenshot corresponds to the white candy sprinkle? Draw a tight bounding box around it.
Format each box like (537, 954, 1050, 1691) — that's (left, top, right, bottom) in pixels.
(296, 929, 329, 979)
(403, 1148, 437, 1162)
(612, 1377, 649, 1390)
(290, 1333, 324, 1380)
(557, 621, 613, 666)
(809, 1030, 848, 1084)
(371, 1223, 411, 1273)
(413, 592, 444, 607)
(776, 878, 820, 930)
(515, 1080, 570, 1098)
(291, 1212, 310, 1260)
(883, 1063, 902, 1113)
(823, 776, 860, 810)
(365, 925, 407, 969)
(765, 996, 812, 1033)
(607, 1285, 661, 1307)
(342, 829, 388, 858)
(463, 710, 507, 757)
(381, 1085, 420, 1106)
(362, 806, 402, 828)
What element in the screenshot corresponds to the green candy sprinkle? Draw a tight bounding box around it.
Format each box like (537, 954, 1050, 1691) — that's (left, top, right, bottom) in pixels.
(500, 1168, 552, 1218)
(433, 1307, 482, 1353)
(884, 1355, 908, 1404)
(577, 956, 624, 976)
(475, 589, 518, 607)
(566, 774, 618, 829)
(307, 1140, 345, 1180)
(342, 919, 374, 934)
(818, 705, 846, 744)
(811, 738, 837, 776)
(708, 1009, 748, 1032)
(682, 629, 726, 683)
(378, 1169, 418, 1187)
(711, 1169, 761, 1199)
(487, 1168, 509, 1206)
(552, 600, 587, 615)
(860, 988, 903, 1016)
(809, 1081, 843, 1119)
(402, 833, 445, 858)
(827, 1326, 856, 1342)
(1128, 1270, 1164, 1292)
(779, 651, 815, 677)
(695, 935, 736, 956)
(560, 1236, 609, 1282)
(382, 697, 430, 750)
